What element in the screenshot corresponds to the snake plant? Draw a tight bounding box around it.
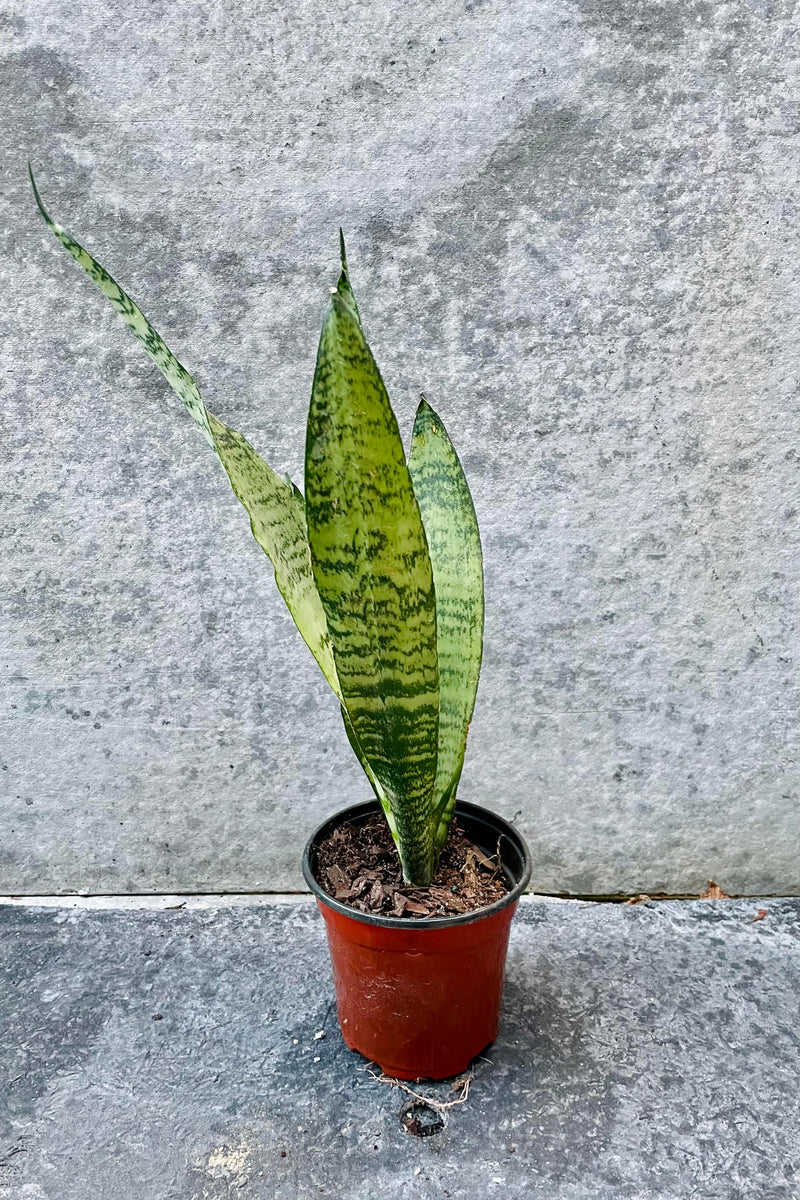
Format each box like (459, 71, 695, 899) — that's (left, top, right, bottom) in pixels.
(30, 168, 484, 887)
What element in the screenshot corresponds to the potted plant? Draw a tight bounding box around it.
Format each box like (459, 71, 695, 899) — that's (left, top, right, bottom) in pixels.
(30, 167, 532, 1080)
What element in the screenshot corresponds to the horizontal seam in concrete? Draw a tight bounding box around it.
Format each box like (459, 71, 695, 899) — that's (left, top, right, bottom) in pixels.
(0, 891, 793, 910)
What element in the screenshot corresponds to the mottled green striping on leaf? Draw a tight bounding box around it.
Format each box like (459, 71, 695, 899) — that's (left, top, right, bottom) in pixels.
(206, 414, 341, 696)
(29, 168, 343, 701)
(340, 706, 398, 843)
(32, 171, 458, 879)
(409, 396, 484, 852)
(305, 293, 439, 885)
(28, 165, 216, 452)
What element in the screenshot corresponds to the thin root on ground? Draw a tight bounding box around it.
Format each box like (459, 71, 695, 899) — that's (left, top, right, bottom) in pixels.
(365, 1066, 474, 1113)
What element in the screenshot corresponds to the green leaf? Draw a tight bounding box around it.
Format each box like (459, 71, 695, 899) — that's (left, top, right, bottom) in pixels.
(335, 229, 361, 328)
(29, 164, 216, 452)
(29, 167, 340, 697)
(409, 396, 484, 852)
(32, 170, 402, 833)
(30, 172, 446, 872)
(340, 705, 398, 842)
(206, 414, 341, 695)
(305, 291, 439, 885)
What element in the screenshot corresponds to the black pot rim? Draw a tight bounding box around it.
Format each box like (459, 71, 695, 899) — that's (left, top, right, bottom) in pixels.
(302, 798, 533, 930)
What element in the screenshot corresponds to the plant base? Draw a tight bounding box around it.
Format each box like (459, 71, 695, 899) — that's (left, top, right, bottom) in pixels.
(303, 800, 532, 1080)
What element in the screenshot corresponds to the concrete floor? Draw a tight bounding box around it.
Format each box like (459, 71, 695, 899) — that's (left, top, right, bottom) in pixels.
(1, 897, 797, 1200)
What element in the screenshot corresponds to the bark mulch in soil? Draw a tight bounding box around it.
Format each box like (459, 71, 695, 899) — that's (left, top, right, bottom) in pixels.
(315, 813, 510, 918)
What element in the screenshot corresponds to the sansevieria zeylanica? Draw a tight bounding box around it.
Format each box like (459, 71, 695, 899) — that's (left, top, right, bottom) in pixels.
(31, 169, 484, 886)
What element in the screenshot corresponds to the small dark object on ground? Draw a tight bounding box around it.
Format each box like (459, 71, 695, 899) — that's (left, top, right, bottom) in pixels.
(316, 814, 509, 917)
(400, 1100, 446, 1137)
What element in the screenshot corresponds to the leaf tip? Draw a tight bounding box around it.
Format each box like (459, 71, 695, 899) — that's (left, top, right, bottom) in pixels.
(414, 394, 441, 437)
(27, 162, 65, 237)
(28, 160, 48, 219)
(338, 227, 347, 274)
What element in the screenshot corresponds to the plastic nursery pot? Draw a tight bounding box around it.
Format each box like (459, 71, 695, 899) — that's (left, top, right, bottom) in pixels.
(302, 799, 532, 1081)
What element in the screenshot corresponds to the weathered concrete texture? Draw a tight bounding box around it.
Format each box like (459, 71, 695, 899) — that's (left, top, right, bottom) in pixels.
(0, 898, 797, 1199)
(1, 0, 798, 894)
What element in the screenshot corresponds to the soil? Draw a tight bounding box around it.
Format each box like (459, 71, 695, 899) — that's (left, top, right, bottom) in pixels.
(315, 813, 510, 919)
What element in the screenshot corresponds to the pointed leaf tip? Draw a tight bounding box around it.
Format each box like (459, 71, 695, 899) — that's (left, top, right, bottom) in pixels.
(28, 162, 51, 225)
(413, 394, 441, 436)
(331, 247, 362, 328)
(339, 227, 347, 273)
(416, 394, 435, 420)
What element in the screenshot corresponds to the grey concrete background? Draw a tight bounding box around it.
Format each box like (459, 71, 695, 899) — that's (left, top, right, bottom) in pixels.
(1, 897, 798, 1199)
(1, 0, 798, 895)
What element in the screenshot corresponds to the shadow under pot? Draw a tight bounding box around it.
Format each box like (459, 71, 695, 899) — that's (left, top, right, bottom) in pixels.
(302, 799, 532, 1081)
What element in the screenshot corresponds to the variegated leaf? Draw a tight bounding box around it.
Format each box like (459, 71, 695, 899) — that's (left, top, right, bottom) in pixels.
(335, 229, 361, 327)
(409, 396, 484, 853)
(341, 705, 398, 841)
(305, 291, 439, 885)
(30, 168, 340, 695)
(206, 414, 341, 695)
(32, 170, 400, 838)
(29, 164, 216, 452)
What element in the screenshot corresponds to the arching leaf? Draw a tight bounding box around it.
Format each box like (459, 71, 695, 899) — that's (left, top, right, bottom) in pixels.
(32, 170, 399, 836)
(30, 168, 338, 695)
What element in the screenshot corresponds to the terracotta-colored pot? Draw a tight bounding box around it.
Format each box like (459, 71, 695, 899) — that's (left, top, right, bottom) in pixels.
(302, 799, 532, 1080)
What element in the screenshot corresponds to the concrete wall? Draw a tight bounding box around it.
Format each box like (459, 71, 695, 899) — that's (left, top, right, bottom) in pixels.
(2, 0, 797, 896)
